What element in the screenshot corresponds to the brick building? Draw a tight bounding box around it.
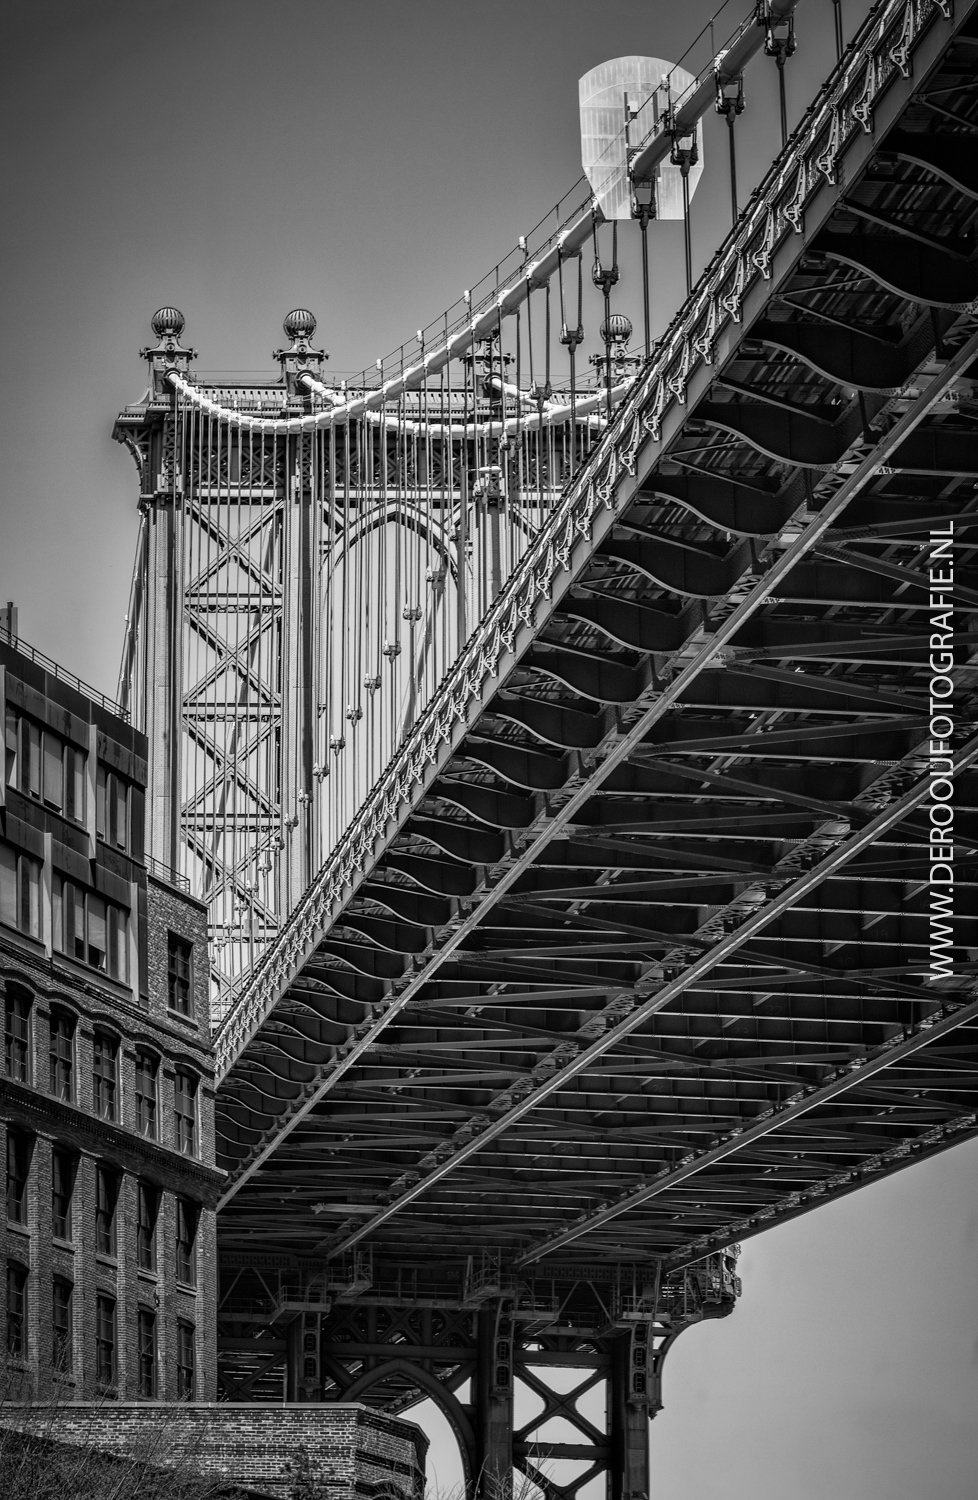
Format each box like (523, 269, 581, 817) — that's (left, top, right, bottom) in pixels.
(18, 1403, 427, 1499)
(0, 626, 427, 1499)
(1, 629, 221, 1403)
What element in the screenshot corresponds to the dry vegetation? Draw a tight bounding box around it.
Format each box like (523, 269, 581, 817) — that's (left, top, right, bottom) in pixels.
(0, 1387, 244, 1500)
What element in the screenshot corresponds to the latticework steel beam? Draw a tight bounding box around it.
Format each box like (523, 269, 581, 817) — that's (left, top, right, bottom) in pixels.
(213, 0, 978, 1303)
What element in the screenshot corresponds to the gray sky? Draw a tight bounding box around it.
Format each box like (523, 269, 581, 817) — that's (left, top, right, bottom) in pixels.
(2, 2, 976, 1494)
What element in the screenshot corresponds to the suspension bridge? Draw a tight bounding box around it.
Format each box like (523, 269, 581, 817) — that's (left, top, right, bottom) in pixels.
(114, 0, 978, 1494)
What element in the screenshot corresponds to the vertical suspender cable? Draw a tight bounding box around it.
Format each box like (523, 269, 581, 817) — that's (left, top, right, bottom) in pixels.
(729, 113, 739, 225)
(514, 305, 527, 552)
(682, 170, 693, 296)
(757, 1, 795, 149)
(544, 267, 555, 510)
(393, 347, 406, 761)
(327, 416, 338, 850)
(640, 218, 651, 356)
(339, 409, 351, 832)
(558, 249, 584, 478)
(593, 218, 619, 416)
(491, 298, 503, 601)
(715, 67, 744, 229)
(446, 310, 458, 670)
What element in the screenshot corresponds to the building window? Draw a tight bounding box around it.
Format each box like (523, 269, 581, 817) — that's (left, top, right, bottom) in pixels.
(95, 1294, 116, 1388)
(51, 1148, 75, 1241)
(92, 1032, 119, 1122)
(3, 983, 31, 1083)
(3, 707, 17, 788)
(65, 745, 86, 822)
(0, 841, 41, 941)
(134, 1051, 158, 1138)
(6, 1261, 28, 1360)
(49, 1008, 75, 1101)
(176, 1320, 195, 1400)
(167, 933, 193, 1016)
(42, 732, 63, 809)
(4, 712, 85, 823)
(175, 1198, 198, 1287)
(52, 1276, 73, 1373)
(17, 717, 40, 798)
(52, 876, 128, 982)
(2, 711, 85, 822)
(53, 876, 84, 964)
(6, 1130, 31, 1224)
(137, 1308, 157, 1398)
(95, 765, 129, 851)
(136, 1182, 158, 1273)
(174, 1069, 198, 1156)
(95, 1166, 118, 1258)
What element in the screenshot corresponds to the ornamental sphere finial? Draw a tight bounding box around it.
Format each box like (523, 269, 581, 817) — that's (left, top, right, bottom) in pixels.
(151, 306, 186, 339)
(284, 309, 317, 341)
(600, 313, 633, 347)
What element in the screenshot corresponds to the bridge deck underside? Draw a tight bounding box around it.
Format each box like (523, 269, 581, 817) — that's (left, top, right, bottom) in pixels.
(217, 7, 978, 1285)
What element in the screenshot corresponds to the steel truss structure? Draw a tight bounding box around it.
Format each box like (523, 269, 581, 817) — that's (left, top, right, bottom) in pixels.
(217, 1250, 738, 1500)
(110, 0, 832, 1026)
(116, 0, 978, 1495)
(211, 14, 978, 1476)
(217, 0, 978, 1246)
(115, 328, 586, 1018)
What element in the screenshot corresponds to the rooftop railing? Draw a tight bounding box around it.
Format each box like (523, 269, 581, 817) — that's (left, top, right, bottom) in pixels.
(0, 623, 129, 722)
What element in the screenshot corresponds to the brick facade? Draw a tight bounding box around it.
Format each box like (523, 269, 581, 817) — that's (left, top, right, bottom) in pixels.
(0, 1402, 427, 1499)
(2, 633, 431, 1500)
(1, 637, 221, 1404)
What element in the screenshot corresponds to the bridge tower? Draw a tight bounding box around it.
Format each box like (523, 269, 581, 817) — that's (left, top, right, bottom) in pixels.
(114, 310, 589, 1020)
(114, 309, 334, 1010)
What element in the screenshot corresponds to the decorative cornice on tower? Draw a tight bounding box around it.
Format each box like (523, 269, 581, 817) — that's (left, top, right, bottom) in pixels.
(274, 309, 327, 393)
(140, 306, 197, 395)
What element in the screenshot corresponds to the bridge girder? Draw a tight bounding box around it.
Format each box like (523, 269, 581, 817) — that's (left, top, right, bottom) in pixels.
(214, 2, 978, 1291)
(207, 7, 978, 1476)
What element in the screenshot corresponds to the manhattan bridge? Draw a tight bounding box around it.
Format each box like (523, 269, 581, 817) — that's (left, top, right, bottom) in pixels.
(113, 1, 978, 1494)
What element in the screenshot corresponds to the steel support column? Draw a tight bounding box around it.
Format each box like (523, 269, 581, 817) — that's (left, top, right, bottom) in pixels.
(474, 1304, 515, 1500)
(144, 478, 181, 878)
(286, 1311, 322, 1403)
(281, 434, 310, 914)
(609, 1332, 653, 1500)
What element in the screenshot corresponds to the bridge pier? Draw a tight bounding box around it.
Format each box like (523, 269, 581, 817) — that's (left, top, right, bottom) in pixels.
(608, 1332, 654, 1500)
(286, 1310, 324, 1404)
(474, 1306, 515, 1499)
(219, 1256, 739, 1500)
